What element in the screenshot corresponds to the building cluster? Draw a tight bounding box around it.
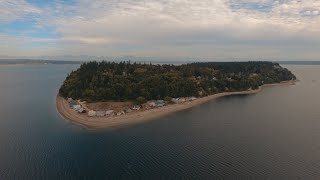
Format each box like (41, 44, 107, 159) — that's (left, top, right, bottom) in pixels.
(67, 96, 198, 118)
(67, 98, 86, 113)
(171, 97, 197, 104)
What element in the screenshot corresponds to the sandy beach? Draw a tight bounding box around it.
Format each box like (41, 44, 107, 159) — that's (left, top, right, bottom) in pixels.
(56, 80, 295, 130)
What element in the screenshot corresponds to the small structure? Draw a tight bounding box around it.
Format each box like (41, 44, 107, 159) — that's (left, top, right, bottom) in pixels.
(96, 111, 106, 117)
(188, 97, 197, 101)
(105, 110, 114, 116)
(172, 98, 179, 104)
(148, 101, 156, 107)
(155, 100, 165, 107)
(78, 108, 86, 113)
(178, 98, 187, 103)
(142, 103, 151, 110)
(69, 100, 78, 108)
(146, 100, 165, 107)
(116, 111, 125, 116)
(88, 110, 96, 117)
(124, 107, 132, 113)
(67, 98, 73, 102)
(73, 105, 81, 111)
(132, 105, 141, 110)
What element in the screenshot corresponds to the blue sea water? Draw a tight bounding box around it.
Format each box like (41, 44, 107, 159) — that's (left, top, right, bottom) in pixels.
(0, 64, 320, 179)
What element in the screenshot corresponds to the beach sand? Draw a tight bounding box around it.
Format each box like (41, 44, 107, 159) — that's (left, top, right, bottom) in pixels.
(56, 80, 295, 130)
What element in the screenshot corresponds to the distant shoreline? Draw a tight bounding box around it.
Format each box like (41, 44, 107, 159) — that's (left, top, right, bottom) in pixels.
(0, 60, 81, 66)
(0, 64, 26, 66)
(56, 80, 296, 130)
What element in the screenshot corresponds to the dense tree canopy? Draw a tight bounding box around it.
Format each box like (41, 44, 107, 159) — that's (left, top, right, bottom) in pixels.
(59, 61, 296, 102)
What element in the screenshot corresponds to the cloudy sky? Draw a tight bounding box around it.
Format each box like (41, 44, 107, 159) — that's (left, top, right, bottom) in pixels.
(0, 0, 320, 61)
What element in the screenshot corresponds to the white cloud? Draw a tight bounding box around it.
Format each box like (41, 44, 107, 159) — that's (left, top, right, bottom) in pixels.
(1, 0, 320, 60)
(0, 0, 41, 23)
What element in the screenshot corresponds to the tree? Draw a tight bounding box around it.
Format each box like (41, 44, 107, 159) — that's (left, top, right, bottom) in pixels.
(59, 61, 296, 102)
(164, 96, 172, 102)
(83, 89, 95, 98)
(136, 96, 146, 105)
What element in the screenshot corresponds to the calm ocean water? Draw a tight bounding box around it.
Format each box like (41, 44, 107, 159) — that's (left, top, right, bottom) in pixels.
(0, 64, 320, 179)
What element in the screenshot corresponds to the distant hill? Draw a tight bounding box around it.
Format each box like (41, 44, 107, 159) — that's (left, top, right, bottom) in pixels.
(278, 61, 320, 65)
(0, 59, 82, 65)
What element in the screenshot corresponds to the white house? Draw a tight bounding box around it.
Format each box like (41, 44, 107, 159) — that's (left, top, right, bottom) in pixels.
(132, 105, 141, 110)
(88, 110, 96, 117)
(73, 105, 81, 111)
(172, 98, 179, 104)
(105, 110, 114, 116)
(96, 111, 106, 117)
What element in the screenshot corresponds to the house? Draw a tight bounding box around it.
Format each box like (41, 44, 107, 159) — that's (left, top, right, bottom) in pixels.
(67, 98, 73, 102)
(69, 100, 78, 108)
(132, 105, 141, 110)
(155, 101, 165, 107)
(142, 103, 151, 110)
(73, 105, 81, 111)
(105, 110, 114, 116)
(124, 107, 132, 113)
(148, 101, 156, 107)
(96, 111, 106, 117)
(172, 98, 179, 104)
(178, 98, 187, 103)
(116, 111, 125, 116)
(78, 108, 86, 113)
(88, 110, 96, 117)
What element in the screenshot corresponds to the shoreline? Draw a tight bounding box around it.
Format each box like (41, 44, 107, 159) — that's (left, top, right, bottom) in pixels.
(56, 80, 296, 130)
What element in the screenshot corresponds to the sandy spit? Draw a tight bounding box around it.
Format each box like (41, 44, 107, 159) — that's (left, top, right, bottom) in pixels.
(56, 80, 295, 130)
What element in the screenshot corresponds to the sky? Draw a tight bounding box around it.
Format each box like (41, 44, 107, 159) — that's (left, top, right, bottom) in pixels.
(0, 0, 320, 61)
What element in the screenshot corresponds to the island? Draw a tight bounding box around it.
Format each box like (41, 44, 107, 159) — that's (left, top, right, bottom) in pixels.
(56, 61, 296, 129)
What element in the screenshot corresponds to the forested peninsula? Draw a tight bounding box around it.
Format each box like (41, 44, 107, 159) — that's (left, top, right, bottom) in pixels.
(56, 61, 296, 129)
(59, 61, 296, 102)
